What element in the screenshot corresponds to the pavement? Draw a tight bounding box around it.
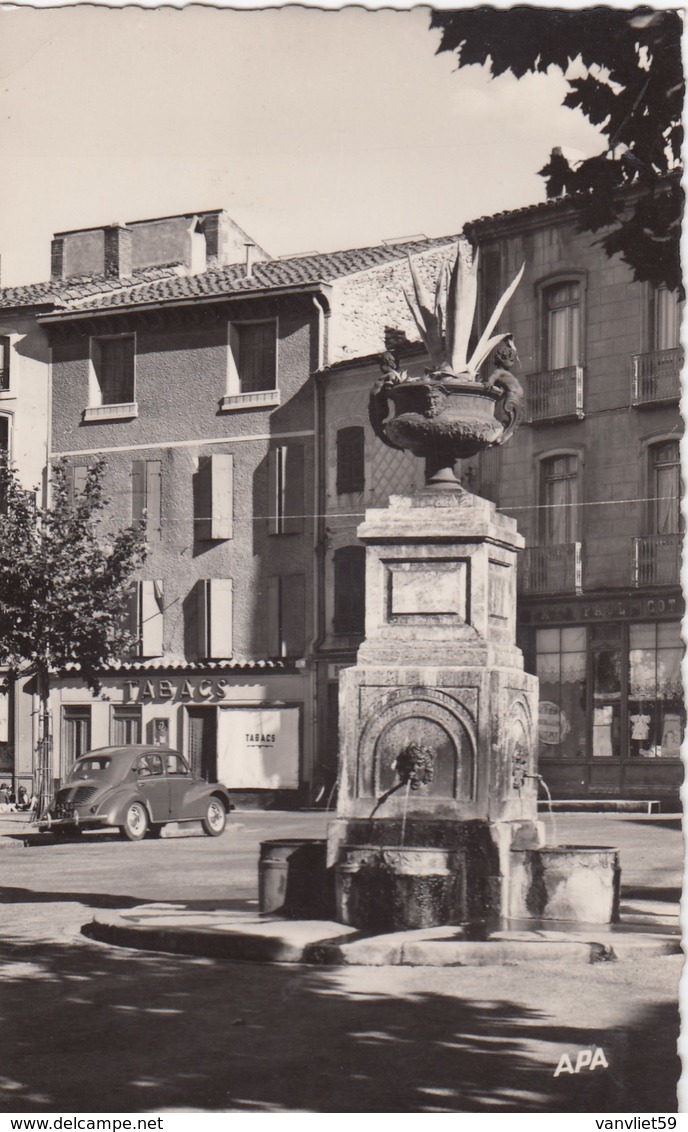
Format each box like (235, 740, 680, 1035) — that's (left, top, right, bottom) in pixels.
(3, 808, 679, 969)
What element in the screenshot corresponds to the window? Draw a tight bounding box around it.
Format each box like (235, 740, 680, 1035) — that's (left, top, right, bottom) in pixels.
(267, 574, 306, 658)
(135, 752, 162, 776)
(62, 707, 92, 773)
(197, 578, 233, 659)
(543, 281, 580, 369)
(0, 337, 10, 393)
(268, 444, 304, 535)
(649, 441, 682, 535)
(132, 460, 162, 541)
(194, 453, 233, 541)
(112, 706, 142, 746)
(92, 335, 135, 406)
(333, 545, 366, 635)
(653, 285, 683, 351)
(535, 628, 587, 760)
(125, 580, 164, 657)
(628, 621, 684, 759)
(164, 753, 189, 775)
(540, 454, 579, 544)
(0, 415, 10, 460)
(336, 427, 365, 494)
(228, 321, 277, 394)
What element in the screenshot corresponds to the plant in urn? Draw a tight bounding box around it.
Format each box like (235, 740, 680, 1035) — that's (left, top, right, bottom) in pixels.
(369, 247, 525, 488)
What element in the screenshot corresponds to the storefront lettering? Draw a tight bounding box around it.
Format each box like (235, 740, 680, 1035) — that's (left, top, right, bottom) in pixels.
(121, 677, 241, 704)
(527, 595, 679, 625)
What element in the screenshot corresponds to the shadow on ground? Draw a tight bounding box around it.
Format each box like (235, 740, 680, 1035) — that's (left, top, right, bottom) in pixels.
(0, 933, 679, 1113)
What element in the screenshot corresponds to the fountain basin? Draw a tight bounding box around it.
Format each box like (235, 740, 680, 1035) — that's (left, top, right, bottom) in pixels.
(510, 845, 620, 924)
(335, 845, 466, 931)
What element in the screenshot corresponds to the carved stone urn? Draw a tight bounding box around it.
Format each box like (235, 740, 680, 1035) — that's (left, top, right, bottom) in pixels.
(372, 377, 507, 488)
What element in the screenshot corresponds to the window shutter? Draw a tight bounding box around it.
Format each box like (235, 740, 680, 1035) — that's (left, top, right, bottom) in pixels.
(336, 428, 365, 494)
(197, 579, 209, 657)
(146, 461, 162, 541)
(267, 447, 281, 536)
(283, 445, 304, 534)
(281, 574, 306, 658)
(140, 580, 164, 657)
(70, 465, 89, 506)
(131, 461, 146, 525)
(209, 578, 233, 659)
(123, 584, 141, 655)
(0, 337, 9, 392)
(334, 546, 366, 634)
(210, 453, 233, 540)
(266, 576, 280, 655)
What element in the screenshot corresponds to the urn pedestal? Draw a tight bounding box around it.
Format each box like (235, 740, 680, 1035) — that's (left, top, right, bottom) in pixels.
(328, 489, 541, 930)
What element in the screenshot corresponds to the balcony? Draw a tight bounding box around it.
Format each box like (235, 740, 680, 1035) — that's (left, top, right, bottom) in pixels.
(525, 366, 584, 424)
(519, 543, 583, 595)
(631, 348, 682, 406)
(633, 534, 682, 587)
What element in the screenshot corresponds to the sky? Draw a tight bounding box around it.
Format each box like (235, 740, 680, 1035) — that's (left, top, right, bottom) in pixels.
(0, 3, 610, 287)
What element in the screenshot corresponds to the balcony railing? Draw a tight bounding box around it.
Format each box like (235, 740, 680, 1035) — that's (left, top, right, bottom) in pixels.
(631, 348, 682, 406)
(519, 543, 583, 595)
(633, 534, 682, 586)
(525, 366, 584, 423)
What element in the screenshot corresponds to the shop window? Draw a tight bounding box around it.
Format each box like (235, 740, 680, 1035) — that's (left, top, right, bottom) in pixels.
(535, 627, 587, 759)
(649, 440, 682, 535)
(628, 621, 684, 759)
(112, 706, 142, 746)
(543, 281, 581, 369)
(0, 337, 10, 393)
(62, 707, 92, 772)
(652, 285, 683, 351)
(267, 574, 305, 658)
(91, 335, 135, 406)
(228, 321, 277, 394)
(268, 444, 304, 535)
(194, 453, 233, 541)
(197, 578, 233, 659)
(132, 460, 162, 542)
(333, 545, 366, 635)
(539, 454, 579, 544)
(125, 580, 164, 657)
(336, 427, 365, 494)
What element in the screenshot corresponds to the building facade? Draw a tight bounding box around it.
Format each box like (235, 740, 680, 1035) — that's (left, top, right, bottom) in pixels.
(314, 197, 683, 807)
(1, 211, 456, 804)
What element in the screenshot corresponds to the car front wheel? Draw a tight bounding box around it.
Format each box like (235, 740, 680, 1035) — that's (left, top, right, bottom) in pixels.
(201, 797, 226, 837)
(120, 802, 149, 841)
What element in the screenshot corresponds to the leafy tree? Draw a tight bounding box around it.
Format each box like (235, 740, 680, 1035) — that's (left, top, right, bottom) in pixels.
(0, 458, 147, 814)
(431, 6, 683, 291)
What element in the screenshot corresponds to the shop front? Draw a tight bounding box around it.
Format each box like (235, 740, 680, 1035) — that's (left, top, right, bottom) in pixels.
(519, 591, 684, 807)
(48, 664, 312, 808)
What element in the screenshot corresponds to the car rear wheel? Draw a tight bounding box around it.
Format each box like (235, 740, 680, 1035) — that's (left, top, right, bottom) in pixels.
(201, 797, 226, 837)
(120, 802, 149, 841)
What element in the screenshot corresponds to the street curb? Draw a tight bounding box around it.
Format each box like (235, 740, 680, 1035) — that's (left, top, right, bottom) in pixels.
(86, 909, 682, 967)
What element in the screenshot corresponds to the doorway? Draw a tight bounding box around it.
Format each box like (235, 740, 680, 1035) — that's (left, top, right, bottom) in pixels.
(186, 707, 217, 781)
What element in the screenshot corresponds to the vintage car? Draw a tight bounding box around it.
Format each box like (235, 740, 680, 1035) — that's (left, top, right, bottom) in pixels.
(39, 746, 234, 841)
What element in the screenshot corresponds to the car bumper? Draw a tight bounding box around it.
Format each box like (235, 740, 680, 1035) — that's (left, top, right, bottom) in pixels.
(38, 813, 114, 832)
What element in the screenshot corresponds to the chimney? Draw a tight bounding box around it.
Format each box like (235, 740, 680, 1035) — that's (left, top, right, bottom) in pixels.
(50, 237, 65, 279)
(104, 224, 133, 278)
(244, 242, 255, 280)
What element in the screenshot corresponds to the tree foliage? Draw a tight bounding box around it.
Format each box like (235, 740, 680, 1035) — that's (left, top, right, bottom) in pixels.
(0, 458, 147, 691)
(431, 6, 683, 291)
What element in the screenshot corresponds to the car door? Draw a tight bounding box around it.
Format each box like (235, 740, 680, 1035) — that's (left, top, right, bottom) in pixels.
(163, 752, 197, 820)
(133, 752, 169, 821)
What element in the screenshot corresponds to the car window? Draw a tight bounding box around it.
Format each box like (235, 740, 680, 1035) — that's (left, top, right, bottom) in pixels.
(68, 757, 111, 779)
(165, 754, 189, 776)
(135, 753, 163, 777)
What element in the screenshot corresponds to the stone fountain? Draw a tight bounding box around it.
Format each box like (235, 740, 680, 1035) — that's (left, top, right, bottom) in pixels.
(323, 247, 620, 931)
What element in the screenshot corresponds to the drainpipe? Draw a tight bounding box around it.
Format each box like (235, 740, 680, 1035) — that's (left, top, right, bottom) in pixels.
(308, 295, 329, 802)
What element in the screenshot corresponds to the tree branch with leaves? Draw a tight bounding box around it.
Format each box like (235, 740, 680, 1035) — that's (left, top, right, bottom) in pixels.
(0, 457, 147, 814)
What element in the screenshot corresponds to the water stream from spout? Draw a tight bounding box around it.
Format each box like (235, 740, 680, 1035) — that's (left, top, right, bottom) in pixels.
(400, 780, 411, 847)
(537, 774, 558, 845)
